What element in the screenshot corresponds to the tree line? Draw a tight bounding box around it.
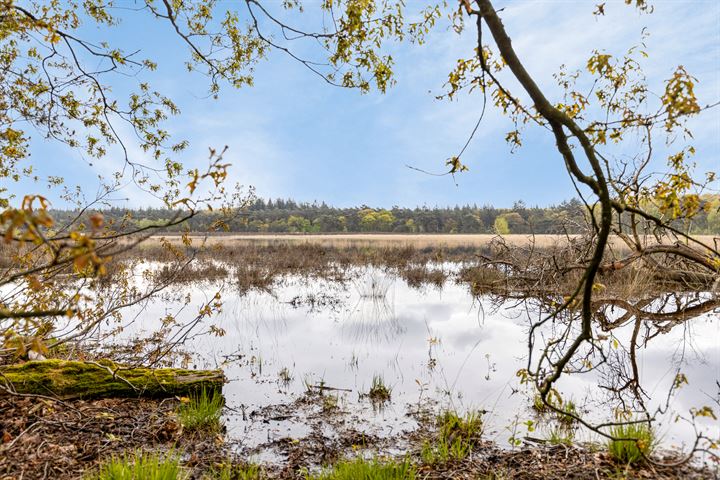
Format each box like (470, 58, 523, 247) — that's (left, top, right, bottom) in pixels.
(50, 195, 720, 235)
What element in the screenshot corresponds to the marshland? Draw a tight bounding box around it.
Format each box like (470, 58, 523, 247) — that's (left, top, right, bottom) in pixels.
(2, 232, 718, 478)
(2, 1, 720, 479)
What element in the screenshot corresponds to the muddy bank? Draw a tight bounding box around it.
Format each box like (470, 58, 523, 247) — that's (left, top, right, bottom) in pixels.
(1, 393, 715, 479)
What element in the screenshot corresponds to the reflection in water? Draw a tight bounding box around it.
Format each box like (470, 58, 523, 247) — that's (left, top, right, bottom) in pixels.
(520, 290, 720, 456)
(342, 293, 403, 344)
(107, 266, 718, 455)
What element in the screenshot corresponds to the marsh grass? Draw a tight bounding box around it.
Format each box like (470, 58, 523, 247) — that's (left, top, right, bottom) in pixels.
(236, 265, 275, 294)
(356, 274, 392, 298)
(278, 366, 293, 386)
(530, 394, 550, 414)
(107, 236, 698, 303)
(305, 456, 415, 480)
(421, 410, 483, 465)
(155, 263, 229, 284)
(302, 374, 315, 394)
(177, 388, 224, 433)
(322, 394, 339, 412)
(547, 426, 574, 446)
(86, 451, 183, 480)
(532, 395, 578, 425)
(607, 422, 655, 464)
(204, 462, 264, 480)
(399, 266, 446, 289)
(557, 400, 578, 425)
(367, 375, 392, 403)
(437, 410, 483, 439)
(117, 241, 492, 293)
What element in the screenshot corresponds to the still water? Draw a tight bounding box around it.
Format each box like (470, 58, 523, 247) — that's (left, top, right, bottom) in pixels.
(98, 266, 719, 459)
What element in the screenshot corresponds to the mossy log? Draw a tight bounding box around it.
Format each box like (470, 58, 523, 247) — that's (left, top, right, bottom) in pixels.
(0, 360, 225, 400)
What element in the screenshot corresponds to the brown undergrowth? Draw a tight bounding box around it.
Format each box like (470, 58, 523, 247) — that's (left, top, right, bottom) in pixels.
(4, 234, 715, 298)
(0, 396, 225, 479)
(117, 241, 470, 291)
(106, 235, 719, 301)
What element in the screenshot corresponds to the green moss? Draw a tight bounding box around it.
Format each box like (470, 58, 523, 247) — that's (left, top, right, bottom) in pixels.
(0, 360, 224, 399)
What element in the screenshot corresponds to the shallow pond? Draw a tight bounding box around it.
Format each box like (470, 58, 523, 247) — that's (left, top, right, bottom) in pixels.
(93, 266, 719, 462)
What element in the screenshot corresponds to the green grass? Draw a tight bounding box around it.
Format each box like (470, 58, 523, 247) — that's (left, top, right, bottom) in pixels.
(177, 388, 224, 432)
(322, 393, 339, 412)
(420, 410, 483, 465)
(532, 394, 579, 428)
(436, 410, 483, 440)
(557, 400, 578, 425)
(420, 437, 469, 465)
(547, 426, 574, 446)
(367, 375, 392, 403)
(204, 462, 264, 480)
(305, 457, 415, 480)
(531, 394, 548, 414)
(607, 422, 654, 464)
(86, 451, 184, 480)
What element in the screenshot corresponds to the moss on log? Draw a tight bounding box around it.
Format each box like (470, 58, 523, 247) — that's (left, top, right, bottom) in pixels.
(0, 360, 225, 399)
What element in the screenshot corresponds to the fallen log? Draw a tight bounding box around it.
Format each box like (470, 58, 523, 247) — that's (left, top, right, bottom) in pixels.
(0, 359, 225, 399)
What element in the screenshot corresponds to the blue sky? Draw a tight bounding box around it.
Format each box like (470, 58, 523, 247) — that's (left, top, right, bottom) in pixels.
(14, 0, 720, 209)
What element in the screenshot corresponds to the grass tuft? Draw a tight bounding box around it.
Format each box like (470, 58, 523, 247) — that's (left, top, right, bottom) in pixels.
(607, 422, 654, 464)
(421, 410, 483, 465)
(547, 426, 574, 446)
(557, 400, 578, 425)
(322, 394, 339, 412)
(306, 456, 415, 480)
(204, 462, 264, 480)
(278, 367, 293, 386)
(177, 388, 224, 433)
(367, 375, 392, 403)
(86, 451, 183, 480)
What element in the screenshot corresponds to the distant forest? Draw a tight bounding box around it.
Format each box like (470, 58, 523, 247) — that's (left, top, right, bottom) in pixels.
(52, 196, 720, 235)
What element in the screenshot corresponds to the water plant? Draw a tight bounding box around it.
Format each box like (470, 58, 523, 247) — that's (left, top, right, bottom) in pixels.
(607, 422, 655, 464)
(278, 367, 293, 386)
(367, 374, 392, 403)
(305, 456, 415, 480)
(356, 273, 392, 299)
(531, 394, 548, 414)
(420, 410, 483, 464)
(177, 388, 224, 433)
(547, 426, 574, 446)
(323, 394, 339, 412)
(437, 410, 483, 440)
(557, 400, 578, 425)
(348, 352, 360, 370)
(86, 451, 184, 480)
(303, 374, 328, 395)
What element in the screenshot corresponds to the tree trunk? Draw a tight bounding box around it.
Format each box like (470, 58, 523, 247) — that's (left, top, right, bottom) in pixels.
(0, 360, 225, 399)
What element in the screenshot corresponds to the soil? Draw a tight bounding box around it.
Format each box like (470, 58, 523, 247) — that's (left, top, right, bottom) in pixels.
(1, 393, 716, 480)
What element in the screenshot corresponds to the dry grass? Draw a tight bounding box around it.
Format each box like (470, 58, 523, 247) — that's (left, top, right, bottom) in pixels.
(150, 233, 568, 249)
(154, 262, 229, 284)
(102, 232, 720, 299)
(145, 233, 719, 250)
